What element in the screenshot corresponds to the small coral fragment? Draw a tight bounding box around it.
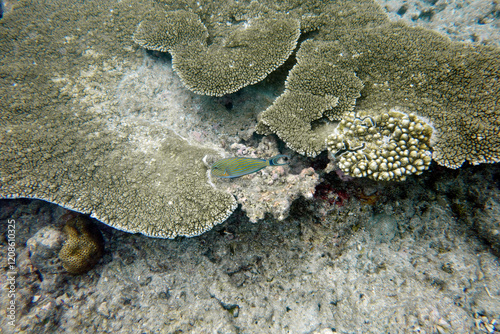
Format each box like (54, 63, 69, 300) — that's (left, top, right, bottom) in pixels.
(327, 109, 433, 181)
(58, 215, 105, 274)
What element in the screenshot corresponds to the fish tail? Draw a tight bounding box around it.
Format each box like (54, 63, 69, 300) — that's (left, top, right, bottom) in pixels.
(268, 154, 290, 166)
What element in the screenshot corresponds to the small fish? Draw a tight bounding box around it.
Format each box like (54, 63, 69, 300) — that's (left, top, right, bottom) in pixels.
(211, 155, 290, 178)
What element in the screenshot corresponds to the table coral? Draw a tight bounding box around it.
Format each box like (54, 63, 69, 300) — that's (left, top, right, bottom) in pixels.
(257, 40, 364, 156)
(134, 5, 300, 96)
(0, 0, 498, 241)
(256, 1, 500, 169)
(333, 23, 500, 169)
(133, 10, 208, 53)
(138, 0, 499, 168)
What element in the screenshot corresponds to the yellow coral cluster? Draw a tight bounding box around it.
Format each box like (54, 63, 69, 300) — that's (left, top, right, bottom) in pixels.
(327, 110, 433, 181)
(58, 215, 105, 274)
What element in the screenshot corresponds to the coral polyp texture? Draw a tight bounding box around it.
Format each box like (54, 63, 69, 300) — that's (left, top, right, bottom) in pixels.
(134, 6, 300, 96)
(257, 39, 364, 157)
(58, 215, 105, 274)
(327, 110, 433, 181)
(334, 23, 500, 169)
(256, 3, 500, 168)
(133, 10, 208, 53)
(1, 111, 237, 238)
(0, 0, 241, 239)
(0, 0, 499, 240)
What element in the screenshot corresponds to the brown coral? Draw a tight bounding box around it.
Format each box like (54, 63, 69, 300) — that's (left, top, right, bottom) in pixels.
(334, 23, 500, 168)
(133, 10, 208, 52)
(258, 7, 500, 168)
(134, 8, 301, 96)
(257, 40, 364, 156)
(58, 215, 105, 274)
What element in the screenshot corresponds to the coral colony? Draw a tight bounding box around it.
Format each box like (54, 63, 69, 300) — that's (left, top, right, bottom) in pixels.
(1, 0, 498, 238)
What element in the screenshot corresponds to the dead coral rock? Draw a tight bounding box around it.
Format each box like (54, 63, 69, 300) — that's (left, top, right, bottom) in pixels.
(213, 144, 320, 222)
(58, 215, 104, 275)
(27, 226, 65, 269)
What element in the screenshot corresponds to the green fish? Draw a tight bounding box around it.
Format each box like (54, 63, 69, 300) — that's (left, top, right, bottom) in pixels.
(211, 155, 290, 178)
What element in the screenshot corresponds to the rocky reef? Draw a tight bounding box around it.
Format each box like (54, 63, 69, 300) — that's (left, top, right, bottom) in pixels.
(1, 0, 499, 239)
(0, 0, 499, 331)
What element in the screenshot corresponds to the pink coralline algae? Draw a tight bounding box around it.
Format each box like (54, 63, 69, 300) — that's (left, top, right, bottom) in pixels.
(314, 184, 350, 207)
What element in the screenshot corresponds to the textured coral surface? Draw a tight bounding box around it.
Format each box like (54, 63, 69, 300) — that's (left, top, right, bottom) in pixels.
(0, 0, 500, 331)
(58, 215, 105, 274)
(0, 0, 240, 238)
(1, 0, 499, 238)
